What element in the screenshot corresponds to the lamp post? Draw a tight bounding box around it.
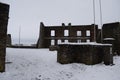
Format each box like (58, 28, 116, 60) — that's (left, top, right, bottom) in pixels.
(99, 0, 103, 43)
(93, 0, 96, 42)
(19, 26, 21, 45)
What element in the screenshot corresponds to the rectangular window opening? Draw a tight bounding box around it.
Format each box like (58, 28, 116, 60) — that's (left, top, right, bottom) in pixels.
(64, 40, 69, 43)
(77, 40, 81, 43)
(86, 30, 90, 36)
(51, 30, 55, 36)
(77, 31, 82, 36)
(64, 30, 69, 36)
(57, 39, 62, 44)
(86, 39, 90, 42)
(51, 40, 55, 45)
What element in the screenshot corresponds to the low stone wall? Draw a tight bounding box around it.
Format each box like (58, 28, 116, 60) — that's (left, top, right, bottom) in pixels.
(57, 43, 113, 65)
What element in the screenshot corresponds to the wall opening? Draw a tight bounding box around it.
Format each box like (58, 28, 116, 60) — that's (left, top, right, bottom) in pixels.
(77, 40, 81, 43)
(64, 40, 69, 43)
(51, 30, 55, 36)
(86, 39, 90, 42)
(64, 30, 69, 36)
(77, 31, 82, 36)
(51, 40, 55, 45)
(57, 39, 62, 44)
(86, 30, 90, 36)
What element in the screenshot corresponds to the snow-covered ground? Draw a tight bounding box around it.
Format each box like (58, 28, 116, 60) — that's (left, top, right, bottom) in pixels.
(0, 48, 120, 80)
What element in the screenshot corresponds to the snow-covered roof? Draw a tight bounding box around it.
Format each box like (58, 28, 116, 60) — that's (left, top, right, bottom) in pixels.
(58, 42, 112, 46)
(103, 38, 115, 40)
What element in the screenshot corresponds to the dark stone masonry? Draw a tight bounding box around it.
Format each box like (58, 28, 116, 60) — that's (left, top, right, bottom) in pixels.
(57, 43, 113, 65)
(102, 22, 120, 55)
(37, 22, 99, 48)
(0, 2, 9, 72)
(37, 22, 120, 65)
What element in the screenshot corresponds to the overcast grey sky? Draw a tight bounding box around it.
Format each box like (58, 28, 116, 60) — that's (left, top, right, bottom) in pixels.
(0, 0, 120, 44)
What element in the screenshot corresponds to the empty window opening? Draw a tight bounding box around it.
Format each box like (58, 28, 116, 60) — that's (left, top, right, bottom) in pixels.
(77, 31, 82, 36)
(86, 39, 90, 42)
(64, 40, 69, 43)
(57, 39, 62, 44)
(51, 40, 55, 45)
(64, 30, 69, 36)
(51, 30, 55, 36)
(86, 30, 90, 36)
(77, 40, 81, 43)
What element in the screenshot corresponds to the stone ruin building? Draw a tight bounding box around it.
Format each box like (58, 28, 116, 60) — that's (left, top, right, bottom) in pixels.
(0, 2, 119, 71)
(0, 2, 9, 72)
(37, 22, 99, 48)
(37, 22, 120, 65)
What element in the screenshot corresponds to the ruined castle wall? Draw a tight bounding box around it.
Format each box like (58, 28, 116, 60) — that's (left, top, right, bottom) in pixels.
(102, 22, 120, 55)
(102, 22, 120, 38)
(37, 23, 98, 48)
(0, 3, 9, 72)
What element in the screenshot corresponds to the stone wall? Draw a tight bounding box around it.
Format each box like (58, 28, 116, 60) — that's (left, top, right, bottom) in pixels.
(37, 22, 98, 48)
(0, 2, 9, 72)
(102, 22, 120, 55)
(57, 43, 113, 65)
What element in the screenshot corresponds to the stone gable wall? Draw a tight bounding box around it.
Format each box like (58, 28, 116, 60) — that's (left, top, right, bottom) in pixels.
(0, 2, 9, 72)
(37, 22, 98, 48)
